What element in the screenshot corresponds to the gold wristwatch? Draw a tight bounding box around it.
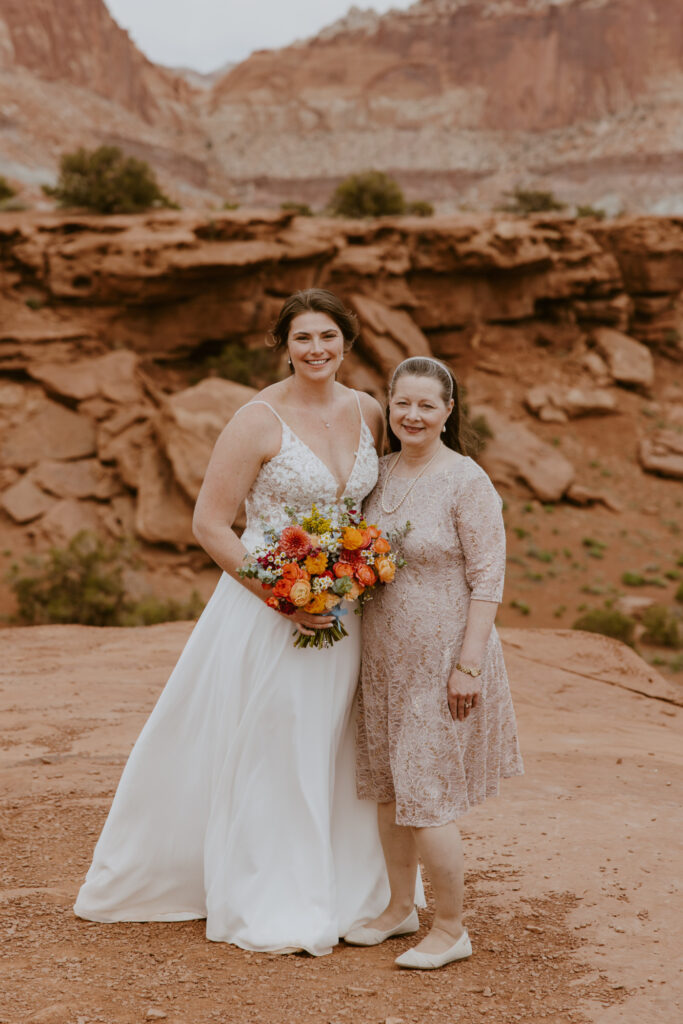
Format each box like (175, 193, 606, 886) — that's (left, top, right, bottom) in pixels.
(455, 662, 481, 678)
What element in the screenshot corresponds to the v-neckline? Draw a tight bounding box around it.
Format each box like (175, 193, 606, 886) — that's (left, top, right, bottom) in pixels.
(285, 415, 367, 502)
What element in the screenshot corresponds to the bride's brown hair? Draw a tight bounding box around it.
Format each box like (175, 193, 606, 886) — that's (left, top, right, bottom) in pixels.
(387, 357, 478, 456)
(269, 289, 359, 351)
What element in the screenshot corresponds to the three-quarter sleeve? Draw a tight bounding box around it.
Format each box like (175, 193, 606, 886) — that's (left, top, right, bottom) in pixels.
(454, 465, 506, 602)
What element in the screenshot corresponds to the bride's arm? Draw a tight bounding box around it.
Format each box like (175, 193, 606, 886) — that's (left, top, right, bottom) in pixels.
(192, 404, 336, 634)
(192, 403, 277, 600)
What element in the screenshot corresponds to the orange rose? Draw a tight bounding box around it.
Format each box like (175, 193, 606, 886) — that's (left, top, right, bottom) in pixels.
(324, 592, 342, 610)
(355, 564, 377, 587)
(304, 551, 328, 575)
(344, 580, 365, 601)
(289, 579, 312, 607)
(375, 557, 396, 583)
(333, 561, 354, 578)
(305, 593, 328, 614)
(273, 578, 293, 598)
(266, 596, 280, 610)
(373, 537, 391, 555)
(341, 527, 364, 550)
(367, 525, 381, 539)
(280, 563, 300, 580)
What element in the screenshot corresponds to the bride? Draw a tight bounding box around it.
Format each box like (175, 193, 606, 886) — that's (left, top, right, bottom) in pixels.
(74, 288, 391, 955)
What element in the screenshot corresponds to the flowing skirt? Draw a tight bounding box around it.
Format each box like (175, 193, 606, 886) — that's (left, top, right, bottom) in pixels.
(74, 573, 390, 955)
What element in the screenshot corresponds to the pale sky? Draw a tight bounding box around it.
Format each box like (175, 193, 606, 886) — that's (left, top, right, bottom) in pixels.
(104, 1, 417, 74)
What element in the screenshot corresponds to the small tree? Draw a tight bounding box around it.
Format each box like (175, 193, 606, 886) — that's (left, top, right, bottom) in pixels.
(0, 176, 16, 202)
(329, 170, 406, 218)
(500, 187, 566, 215)
(44, 145, 175, 214)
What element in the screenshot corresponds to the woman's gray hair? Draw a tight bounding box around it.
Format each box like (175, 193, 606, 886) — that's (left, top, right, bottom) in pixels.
(389, 357, 454, 402)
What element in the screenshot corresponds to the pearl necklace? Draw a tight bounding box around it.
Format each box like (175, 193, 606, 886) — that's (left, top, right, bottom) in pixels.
(380, 447, 442, 514)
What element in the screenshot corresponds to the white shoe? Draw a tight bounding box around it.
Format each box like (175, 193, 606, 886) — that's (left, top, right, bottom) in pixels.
(343, 908, 419, 947)
(395, 928, 472, 969)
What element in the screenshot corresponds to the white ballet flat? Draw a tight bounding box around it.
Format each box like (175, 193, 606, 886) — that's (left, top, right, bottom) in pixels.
(343, 908, 419, 946)
(395, 928, 472, 969)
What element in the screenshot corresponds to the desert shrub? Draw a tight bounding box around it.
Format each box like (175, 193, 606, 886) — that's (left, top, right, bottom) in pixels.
(280, 201, 313, 216)
(640, 605, 681, 648)
(7, 531, 203, 627)
(510, 599, 531, 615)
(576, 204, 606, 220)
(527, 547, 554, 563)
(500, 187, 566, 215)
(621, 571, 666, 588)
(572, 608, 636, 647)
(329, 170, 406, 218)
(676, 582, 683, 603)
(222, 201, 240, 210)
(196, 339, 281, 389)
(44, 145, 175, 214)
(405, 200, 434, 217)
(0, 176, 16, 202)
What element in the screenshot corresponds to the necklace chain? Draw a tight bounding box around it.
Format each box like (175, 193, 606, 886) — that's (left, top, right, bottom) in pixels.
(380, 447, 442, 514)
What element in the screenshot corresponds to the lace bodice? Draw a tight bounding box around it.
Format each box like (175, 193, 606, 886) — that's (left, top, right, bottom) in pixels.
(238, 397, 379, 554)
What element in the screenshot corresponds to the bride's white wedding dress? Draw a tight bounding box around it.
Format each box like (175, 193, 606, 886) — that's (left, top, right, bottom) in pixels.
(74, 395, 391, 955)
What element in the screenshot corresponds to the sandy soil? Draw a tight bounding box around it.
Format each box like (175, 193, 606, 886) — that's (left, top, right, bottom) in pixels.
(0, 624, 681, 1024)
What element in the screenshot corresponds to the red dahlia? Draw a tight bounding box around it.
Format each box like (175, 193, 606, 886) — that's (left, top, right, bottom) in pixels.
(279, 526, 312, 560)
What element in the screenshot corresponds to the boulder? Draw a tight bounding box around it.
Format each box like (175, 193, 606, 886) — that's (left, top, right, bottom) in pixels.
(350, 295, 432, 377)
(0, 474, 56, 523)
(155, 378, 256, 501)
(639, 431, 683, 480)
(592, 328, 654, 390)
(525, 385, 618, 421)
(31, 458, 123, 501)
(475, 406, 575, 502)
(30, 498, 103, 546)
(614, 595, 656, 619)
(135, 448, 197, 548)
(565, 483, 622, 512)
(27, 350, 144, 405)
(0, 399, 97, 469)
(97, 407, 155, 490)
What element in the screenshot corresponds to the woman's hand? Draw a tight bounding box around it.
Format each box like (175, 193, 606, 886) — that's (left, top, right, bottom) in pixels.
(447, 667, 481, 722)
(288, 609, 337, 637)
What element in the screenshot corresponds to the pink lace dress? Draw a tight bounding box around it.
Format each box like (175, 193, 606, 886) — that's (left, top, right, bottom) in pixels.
(357, 453, 524, 827)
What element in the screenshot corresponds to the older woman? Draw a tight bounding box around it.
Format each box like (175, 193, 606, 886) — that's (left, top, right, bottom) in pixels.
(344, 356, 524, 969)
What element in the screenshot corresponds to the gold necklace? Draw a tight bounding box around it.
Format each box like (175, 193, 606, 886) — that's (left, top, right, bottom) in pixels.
(380, 447, 442, 514)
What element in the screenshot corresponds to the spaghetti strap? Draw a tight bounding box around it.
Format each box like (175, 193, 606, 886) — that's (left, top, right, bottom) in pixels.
(233, 400, 287, 428)
(353, 389, 366, 429)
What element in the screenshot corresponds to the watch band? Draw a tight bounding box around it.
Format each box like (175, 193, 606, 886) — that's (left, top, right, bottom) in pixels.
(455, 662, 481, 678)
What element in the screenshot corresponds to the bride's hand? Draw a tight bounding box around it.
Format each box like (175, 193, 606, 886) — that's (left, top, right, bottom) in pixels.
(289, 609, 337, 636)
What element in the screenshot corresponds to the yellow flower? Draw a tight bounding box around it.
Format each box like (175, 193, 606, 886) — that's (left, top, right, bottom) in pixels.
(305, 593, 328, 614)
(304, 551, 328, 575)
(341, 526, 364, 550)
(301, 505, 332, 536)
(375, 557, 396, 583)
(289, 580, 312, 607)
(344, 581, 365, 601)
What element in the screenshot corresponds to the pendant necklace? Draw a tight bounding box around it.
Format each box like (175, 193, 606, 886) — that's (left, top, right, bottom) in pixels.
(380, 447, 442, 514)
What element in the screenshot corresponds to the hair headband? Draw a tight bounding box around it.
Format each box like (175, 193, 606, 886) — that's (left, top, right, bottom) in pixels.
(391, 356, 454, 401)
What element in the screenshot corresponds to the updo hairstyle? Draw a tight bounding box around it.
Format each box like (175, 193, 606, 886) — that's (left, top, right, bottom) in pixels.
(269, 289, 359, 352)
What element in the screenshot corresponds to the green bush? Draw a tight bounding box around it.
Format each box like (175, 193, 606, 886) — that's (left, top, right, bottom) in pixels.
(572, 608, 636, 647)
(329, 170, 406, 218)
(676, 581, 683, 603)
(500, 187, 566, 215)
(280, 201, 313, 216)
(576, 204, 606, 220)
(640, 605, 681, 649)
(0, 176, 16, 202)
(43, 145, 175, 214)
(7, 531, 203, 627)
(405, 200, 434, 217)
(197, 340, 281, 389)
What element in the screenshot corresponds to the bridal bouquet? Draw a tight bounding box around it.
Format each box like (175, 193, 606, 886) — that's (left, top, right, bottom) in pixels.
(239, 499, 406, 649)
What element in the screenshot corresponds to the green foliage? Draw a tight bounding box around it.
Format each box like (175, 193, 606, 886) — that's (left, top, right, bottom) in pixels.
(499, 187, 567, 215)
(527, 547, 554, 563)
(583, 537, 607, 560)
(640, 605, 681, 649)
(197, 340, 281, 389)
(572, 608, 635, 647)
(405, 200, 434, 217)
(280, 201, 313, 216)
(222, 201, 240, 210)
(676, 582, 683, 603)
(7, 531, 203, 627)
(553, 605, 567, 618)
(329, 170, 406, 218)
(669, 654, 683, 672)
(575, 204, 606, 220)
(621, 571, 667, 588)
(510, 599, 531, 615)
(470, 414, 493, 449)
(44, 145, 175, 214)
(0, 176, 16, 202)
